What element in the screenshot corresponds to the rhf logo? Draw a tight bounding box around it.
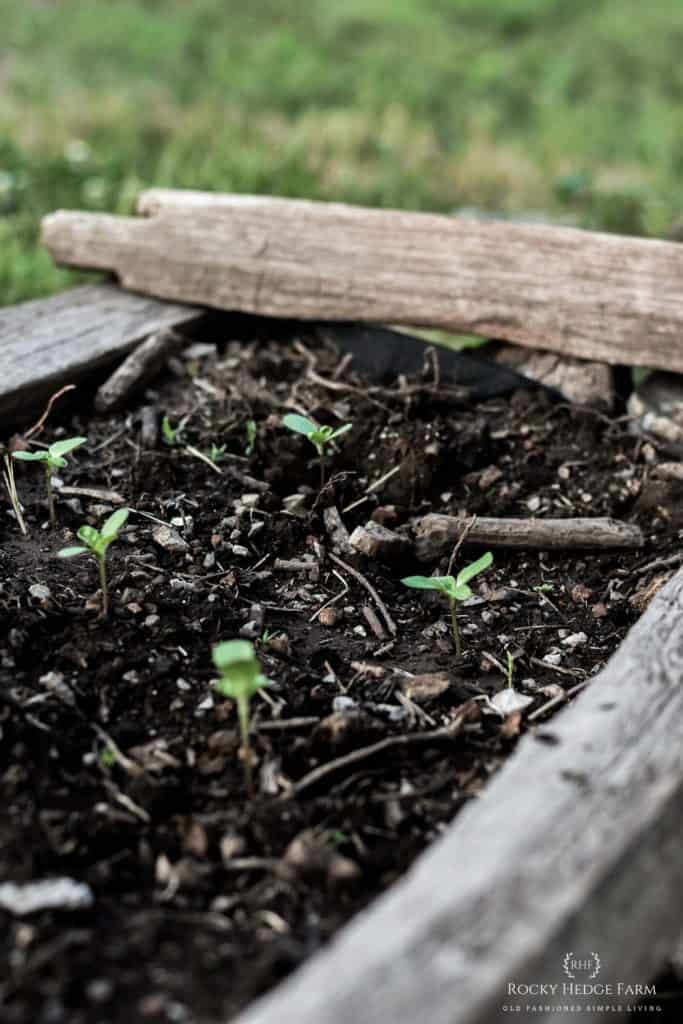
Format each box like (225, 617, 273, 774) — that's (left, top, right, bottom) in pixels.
(563, 951, 601, 980)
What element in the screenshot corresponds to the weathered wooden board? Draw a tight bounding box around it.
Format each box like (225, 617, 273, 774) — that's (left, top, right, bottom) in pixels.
(42, 189, 683, 371)
(232, 567, 683, 1024)
(0, 284, 201, 427)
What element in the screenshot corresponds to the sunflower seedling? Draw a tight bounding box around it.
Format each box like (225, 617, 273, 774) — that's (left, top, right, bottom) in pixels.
(282, 414, 352, 487)
(57, 507, 129, 617)
(161, 415, 183, 447)
(245, 419, 257, 456)
(209, 442, 227, 464)
(12, 436, 87, 528)
(212, 639, 269, 793)
(402, 551, 494, 657)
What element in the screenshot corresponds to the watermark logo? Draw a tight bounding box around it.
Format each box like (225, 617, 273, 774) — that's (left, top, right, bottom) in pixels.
(563, 951, 601, 980)
(502, 948, 661, 1014)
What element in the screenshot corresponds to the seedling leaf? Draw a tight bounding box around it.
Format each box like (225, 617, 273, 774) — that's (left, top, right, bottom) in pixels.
(282, 414, 317, 437)
(212, 639, 256, 671)
(329, 423, 353, 441)
(57, 545, 88, 558)
(455, 550, 493, 587)
(50, 437, 87, 458)
(101, 507, 129, 539)
(402, 575, 451, 591)
(12, 450, 47, 462)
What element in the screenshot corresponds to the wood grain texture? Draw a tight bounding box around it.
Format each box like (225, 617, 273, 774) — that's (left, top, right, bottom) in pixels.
(231, 567, 683, 1024)
(414, 513, 644, 560)
(0, 284, 200, 427)
(41, 189, 683, 371)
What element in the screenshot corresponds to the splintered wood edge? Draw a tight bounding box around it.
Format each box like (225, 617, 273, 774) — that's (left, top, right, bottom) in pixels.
(41, 194, 683, 372)
(232, 567, 683, 1024)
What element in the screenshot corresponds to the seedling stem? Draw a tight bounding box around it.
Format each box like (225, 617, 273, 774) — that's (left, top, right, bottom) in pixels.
(212, 640, 269, 794)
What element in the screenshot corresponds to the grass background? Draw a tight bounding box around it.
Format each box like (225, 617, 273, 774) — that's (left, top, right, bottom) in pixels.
(2, 0, 683, 306)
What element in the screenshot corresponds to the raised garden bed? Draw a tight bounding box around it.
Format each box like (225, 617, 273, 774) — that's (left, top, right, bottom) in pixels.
(2, 286, 683, 1023)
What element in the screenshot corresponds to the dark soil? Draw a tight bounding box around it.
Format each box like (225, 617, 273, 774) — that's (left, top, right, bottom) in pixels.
(1, 326, 680, 1024)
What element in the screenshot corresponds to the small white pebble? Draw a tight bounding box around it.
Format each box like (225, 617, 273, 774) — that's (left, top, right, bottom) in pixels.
(562, 631, 588, 648)
(543, 651, 563, 666)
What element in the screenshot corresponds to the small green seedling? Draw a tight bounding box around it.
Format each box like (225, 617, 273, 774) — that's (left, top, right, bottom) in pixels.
(506, 650, 515, 689)
(402, 551, 494, 657)
(532, 583, 555, 594)
(212, 639, 269, 793)
(57, 507, 129, 618)
(161, 415, 180, 447)
(282, 414, 352, 486)
(209, 442, 227, 464)
(245, 419, 257, 456)
(12, 437, 87, 528)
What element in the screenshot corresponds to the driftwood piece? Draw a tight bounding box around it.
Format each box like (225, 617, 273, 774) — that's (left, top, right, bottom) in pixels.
(94, 328, 184, 412)
(40, 189, 683, 372)
(0, 284, 200, 428)
(233, 567, 683, 1024)
(414, 513, 643, 560)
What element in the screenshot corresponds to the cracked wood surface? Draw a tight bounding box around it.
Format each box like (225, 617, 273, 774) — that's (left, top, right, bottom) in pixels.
(41, 189, 683, 371)
(0, 284, 200, 427)
(231, 567, 683, 1024)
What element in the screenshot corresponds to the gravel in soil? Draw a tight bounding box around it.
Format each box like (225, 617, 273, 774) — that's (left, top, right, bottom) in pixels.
(1, 327, 680, 1023)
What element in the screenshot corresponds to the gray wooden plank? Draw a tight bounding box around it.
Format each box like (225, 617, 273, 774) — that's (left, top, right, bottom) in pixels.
(40, 190, 683, 371)
(231, 567, 683, 1024)
(0, 283, 201, 427)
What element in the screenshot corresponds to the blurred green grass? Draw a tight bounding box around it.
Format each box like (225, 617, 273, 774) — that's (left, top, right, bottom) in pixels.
(2, 0, 683, 305)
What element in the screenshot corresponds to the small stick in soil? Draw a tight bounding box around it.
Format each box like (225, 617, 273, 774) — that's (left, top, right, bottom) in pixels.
(527, 680, 589, 722)
(309, 568, 349, 623)
(342, 464, 402, 514)
(256, 716, 320, 733)
(362, 604, 386, 640)
(273, 558, 319, 575)
(328, 552, 398, 636)
(415, 513, 644, 560)
(140, 404, 159, 448)
(184, 444, 223, 474)
(94, 329, 183, 412)
(283, 703, 473, 800)
(528, 655, 587, 679)
(22, 384, 76, 441)
(2, 456, 28, 536)
(323, 505, 355, 557)
(446, 514, 477, 576)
